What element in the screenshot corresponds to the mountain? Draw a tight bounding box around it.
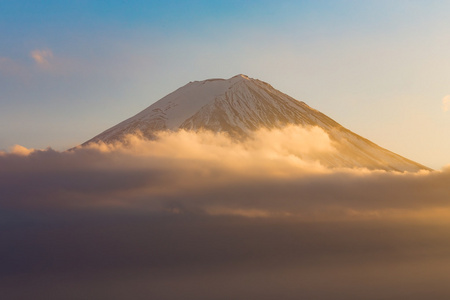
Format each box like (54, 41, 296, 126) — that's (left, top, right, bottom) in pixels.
(83, 74, 429, 172)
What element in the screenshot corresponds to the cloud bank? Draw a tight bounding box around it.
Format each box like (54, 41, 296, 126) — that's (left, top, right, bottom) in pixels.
(1, 126, 447, 220)
(2, 126, 450, 299)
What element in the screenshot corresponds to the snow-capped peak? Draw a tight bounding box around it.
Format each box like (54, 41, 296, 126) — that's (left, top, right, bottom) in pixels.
(230, 74, 250, 82)
(83, 75, 430, 172)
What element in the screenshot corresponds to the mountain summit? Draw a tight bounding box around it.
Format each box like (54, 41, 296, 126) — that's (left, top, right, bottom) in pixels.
(84, 74, 429, 172)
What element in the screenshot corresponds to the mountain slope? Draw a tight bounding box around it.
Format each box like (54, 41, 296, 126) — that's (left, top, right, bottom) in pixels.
(83, 74, 429, 172)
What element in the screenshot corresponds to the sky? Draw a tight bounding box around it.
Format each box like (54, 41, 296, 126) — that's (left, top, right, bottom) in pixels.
(1, 0, 449, 169)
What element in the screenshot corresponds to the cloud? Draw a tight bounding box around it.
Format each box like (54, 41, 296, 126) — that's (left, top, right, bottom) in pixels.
(1, 49, 63, 77)
(2, 127, 450, 299)
(8, 144, 35, 156)
(443, 95, 450, 112)
(0, 126, 446, 220)
(30, 49, 53, 66)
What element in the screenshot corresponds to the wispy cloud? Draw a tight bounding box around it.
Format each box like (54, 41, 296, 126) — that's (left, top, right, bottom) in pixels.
(30, 48, 53, 66)
(443, 95, 450, 112)
(1, 49, 57, 77)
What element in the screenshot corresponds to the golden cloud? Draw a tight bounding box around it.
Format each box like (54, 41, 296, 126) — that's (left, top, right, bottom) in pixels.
(1, 126, 448, 222)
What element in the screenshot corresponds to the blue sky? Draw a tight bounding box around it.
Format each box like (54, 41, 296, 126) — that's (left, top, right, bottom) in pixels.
(1, 0, 449, 168)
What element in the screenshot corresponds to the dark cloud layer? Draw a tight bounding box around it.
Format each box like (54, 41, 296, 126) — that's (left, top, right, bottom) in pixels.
(1, 130, 450, 299)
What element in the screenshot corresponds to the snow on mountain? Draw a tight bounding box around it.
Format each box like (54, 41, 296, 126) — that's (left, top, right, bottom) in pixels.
(83, 74, 430, 172)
